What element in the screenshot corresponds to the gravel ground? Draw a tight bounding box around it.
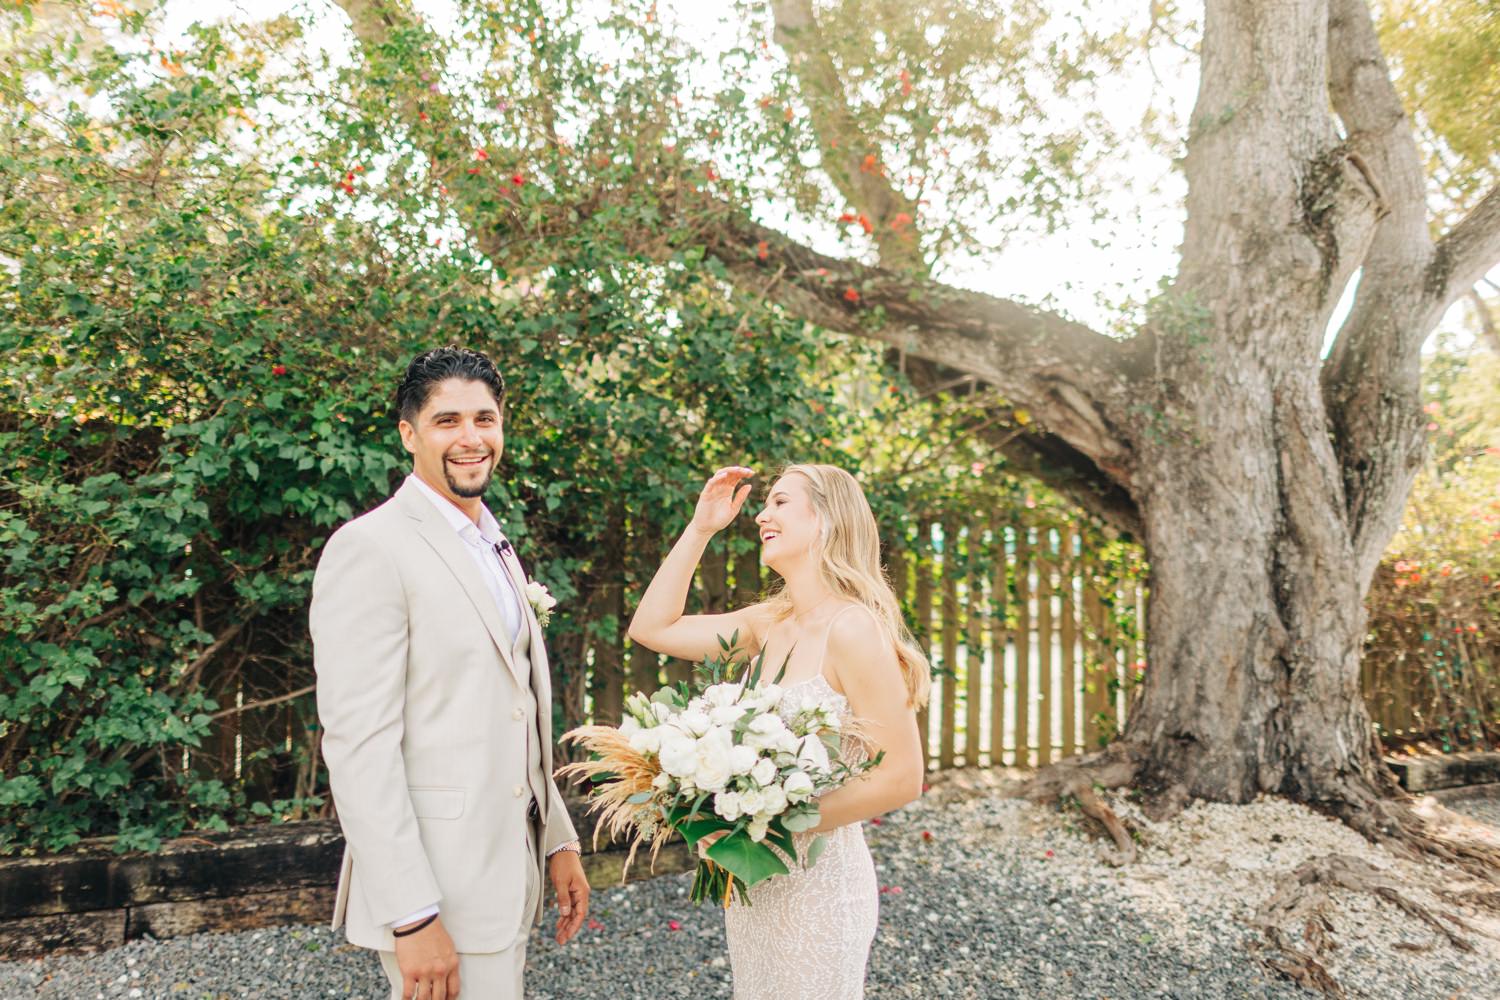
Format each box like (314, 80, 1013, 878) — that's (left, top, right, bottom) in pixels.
(5, 778, 1500, 1000)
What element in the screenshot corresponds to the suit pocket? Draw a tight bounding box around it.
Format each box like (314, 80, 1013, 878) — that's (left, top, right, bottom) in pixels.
(408, 785, 465, 820)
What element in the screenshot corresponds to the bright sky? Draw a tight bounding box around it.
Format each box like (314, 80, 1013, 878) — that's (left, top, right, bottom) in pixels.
(151, 0, 1486, 349)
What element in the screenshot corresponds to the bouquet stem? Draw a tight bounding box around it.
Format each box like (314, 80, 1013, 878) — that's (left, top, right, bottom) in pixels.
(691, 859, 748, 908)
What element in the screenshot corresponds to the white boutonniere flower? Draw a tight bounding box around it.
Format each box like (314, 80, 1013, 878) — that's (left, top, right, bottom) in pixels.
(524, 579, 557, 627)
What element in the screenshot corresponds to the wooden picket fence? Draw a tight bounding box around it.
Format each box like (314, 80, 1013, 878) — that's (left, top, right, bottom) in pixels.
(201, 519, 1494, 808)
(585, 517, 1147, 770)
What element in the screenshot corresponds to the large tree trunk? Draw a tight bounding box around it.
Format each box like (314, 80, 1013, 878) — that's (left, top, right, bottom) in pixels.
(1129, 410, 1384, 809)
(1121, 0, 1388, 809)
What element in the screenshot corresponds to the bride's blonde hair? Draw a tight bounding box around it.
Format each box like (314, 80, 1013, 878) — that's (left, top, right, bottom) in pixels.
(763, 464, 931, 709)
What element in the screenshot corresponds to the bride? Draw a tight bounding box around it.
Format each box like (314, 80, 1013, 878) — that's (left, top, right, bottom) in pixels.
(628, 464, 930, 999)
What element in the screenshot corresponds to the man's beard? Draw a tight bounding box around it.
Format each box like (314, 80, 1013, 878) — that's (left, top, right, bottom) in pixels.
(444, 457, 493, 498)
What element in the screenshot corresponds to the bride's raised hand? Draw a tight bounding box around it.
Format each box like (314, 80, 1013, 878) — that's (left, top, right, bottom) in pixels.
(690, 466, 755, 536)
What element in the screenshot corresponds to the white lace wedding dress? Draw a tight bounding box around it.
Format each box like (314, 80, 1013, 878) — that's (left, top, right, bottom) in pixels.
(722, 666, 878, 999)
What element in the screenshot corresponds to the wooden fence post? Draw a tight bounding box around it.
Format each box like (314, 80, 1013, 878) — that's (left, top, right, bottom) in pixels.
(1013, 519, 1032, 769)
(914, 519, 934, 769)
(989, 516, 1009, 768)
(939, 517, 959, 771)
(1059, 525, 1077, 759)
(1035, 525, 1054, 767)
(965, 521, 984, 768)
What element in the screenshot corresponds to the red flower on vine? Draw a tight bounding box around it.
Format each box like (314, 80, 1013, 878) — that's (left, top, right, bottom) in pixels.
(843, 287, 860, 303)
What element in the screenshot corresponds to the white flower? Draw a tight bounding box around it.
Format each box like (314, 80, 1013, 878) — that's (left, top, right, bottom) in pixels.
(713, 790, 744, 822)
(692, 729, 734, 793)
(747, 816, 770, 842)
(652, 772, 672, 790)
(745, 683, 783, 712)
(783, 770, 815, 803)
(743, 712, 789, 751)
(704, 683, 743, 708)
(759, 784, 788, 816)
(729, 744, 759, 776)
(737, 787, 766, 817)
(619, 716, 641, 737)
(796, 734, 831, 774)
(652, 702, 674, 723)
(628, 727, 664, 755)
(709, 703, 747, 727)
(524, 579, 557, 627)
(624, 692, 654, 722)
(750, 757, 777, 788)
(658, 731, 698, 778)
(677, 708, 712, 738)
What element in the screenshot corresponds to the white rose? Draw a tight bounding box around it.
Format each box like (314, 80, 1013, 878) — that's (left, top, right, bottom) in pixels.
(658, 731, 698, 778)
(729, 744, 758, 776)
(747, 816, 770, 843)
(618, 716, 641, 737)
(796, 734, 831, 774)
(692, 729, 734, 793)
(759, 784, 788, 816)
(652, 772, 672, 790)
(524, 580, 556, 610)
(678, 708, 712, 738)
(714, 790, 744, 822)
(737, 788, 766, 817)
(704, 683, 743, 708)
(783, 770, 815, 803)
(710, 703, 747, 727)
(652, 702, 674, 722)
(628, 727, 663, 755)
(774, 729, 801, 754)
(755, 683, 784, 708)
(746, 712, 788, 738)
(750, 757, 777, 788)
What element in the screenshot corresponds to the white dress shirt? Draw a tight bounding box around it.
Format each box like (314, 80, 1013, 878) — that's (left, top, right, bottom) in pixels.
(407, 474, 523, 636)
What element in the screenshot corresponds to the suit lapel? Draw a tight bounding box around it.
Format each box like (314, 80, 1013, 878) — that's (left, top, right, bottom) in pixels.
(496, 544, 553, 708)
(398, 481, 527, 689)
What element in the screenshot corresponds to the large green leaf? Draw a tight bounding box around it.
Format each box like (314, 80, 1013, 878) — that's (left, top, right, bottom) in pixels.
(705, 829, 789, 887)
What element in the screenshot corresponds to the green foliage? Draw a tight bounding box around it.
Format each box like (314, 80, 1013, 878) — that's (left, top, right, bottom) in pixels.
(1378, 0, 1500, 223)
(1366, 338, 1500, 748)
(0, 1, 1139, 855)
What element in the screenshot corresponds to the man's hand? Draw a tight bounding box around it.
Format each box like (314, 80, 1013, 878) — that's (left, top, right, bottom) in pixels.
(548, 850, 590, 945)
(393, 915, 460, 1000)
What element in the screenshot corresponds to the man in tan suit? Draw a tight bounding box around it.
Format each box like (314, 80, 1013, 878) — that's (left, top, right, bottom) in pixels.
(311, 346, 589, 1000)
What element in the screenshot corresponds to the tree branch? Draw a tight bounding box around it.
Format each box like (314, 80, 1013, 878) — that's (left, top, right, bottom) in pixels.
(704, 214, 1138, 484)
(1432, 186, 1500, 312)
(769, 0, 921, 271)
(1320, 0, 1442, 583)
(762, 0, 1139, 506)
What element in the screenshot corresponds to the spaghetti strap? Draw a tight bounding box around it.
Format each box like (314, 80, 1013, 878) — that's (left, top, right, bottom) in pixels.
(813, 603, 868, 678)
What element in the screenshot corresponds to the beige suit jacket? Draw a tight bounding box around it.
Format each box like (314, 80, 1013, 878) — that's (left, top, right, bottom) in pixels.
(310, 478, 577, 953)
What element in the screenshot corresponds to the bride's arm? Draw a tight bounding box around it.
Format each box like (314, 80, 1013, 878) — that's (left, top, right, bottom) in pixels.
(628, 466, 765, 663)
(809, 613, 925, 832)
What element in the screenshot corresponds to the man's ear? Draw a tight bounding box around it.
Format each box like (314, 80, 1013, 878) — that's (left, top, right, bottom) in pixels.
(398, 418, 417, 455)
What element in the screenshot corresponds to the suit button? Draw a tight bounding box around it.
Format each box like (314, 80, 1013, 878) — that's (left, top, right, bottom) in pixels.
(513, 785, 525, 798)
(512, 708, 524, 721)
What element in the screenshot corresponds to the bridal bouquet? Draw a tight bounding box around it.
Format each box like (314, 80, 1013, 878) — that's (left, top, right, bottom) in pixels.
(558, 640, 881, 906)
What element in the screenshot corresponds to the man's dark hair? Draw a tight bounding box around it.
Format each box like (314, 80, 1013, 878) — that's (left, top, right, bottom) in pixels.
(395, 346, 506, 424)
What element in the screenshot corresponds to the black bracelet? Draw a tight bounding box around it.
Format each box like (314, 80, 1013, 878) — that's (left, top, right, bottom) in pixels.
(392, 913, 438, 938)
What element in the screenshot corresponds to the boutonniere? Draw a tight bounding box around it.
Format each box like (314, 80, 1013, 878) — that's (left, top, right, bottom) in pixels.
(524, 579, 557, 628)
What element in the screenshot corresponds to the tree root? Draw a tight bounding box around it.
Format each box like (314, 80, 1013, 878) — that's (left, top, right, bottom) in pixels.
(1021, 744, 1142, 865)
(1022, 743, 1500, 997)
(1251, 852, 1480, 998)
